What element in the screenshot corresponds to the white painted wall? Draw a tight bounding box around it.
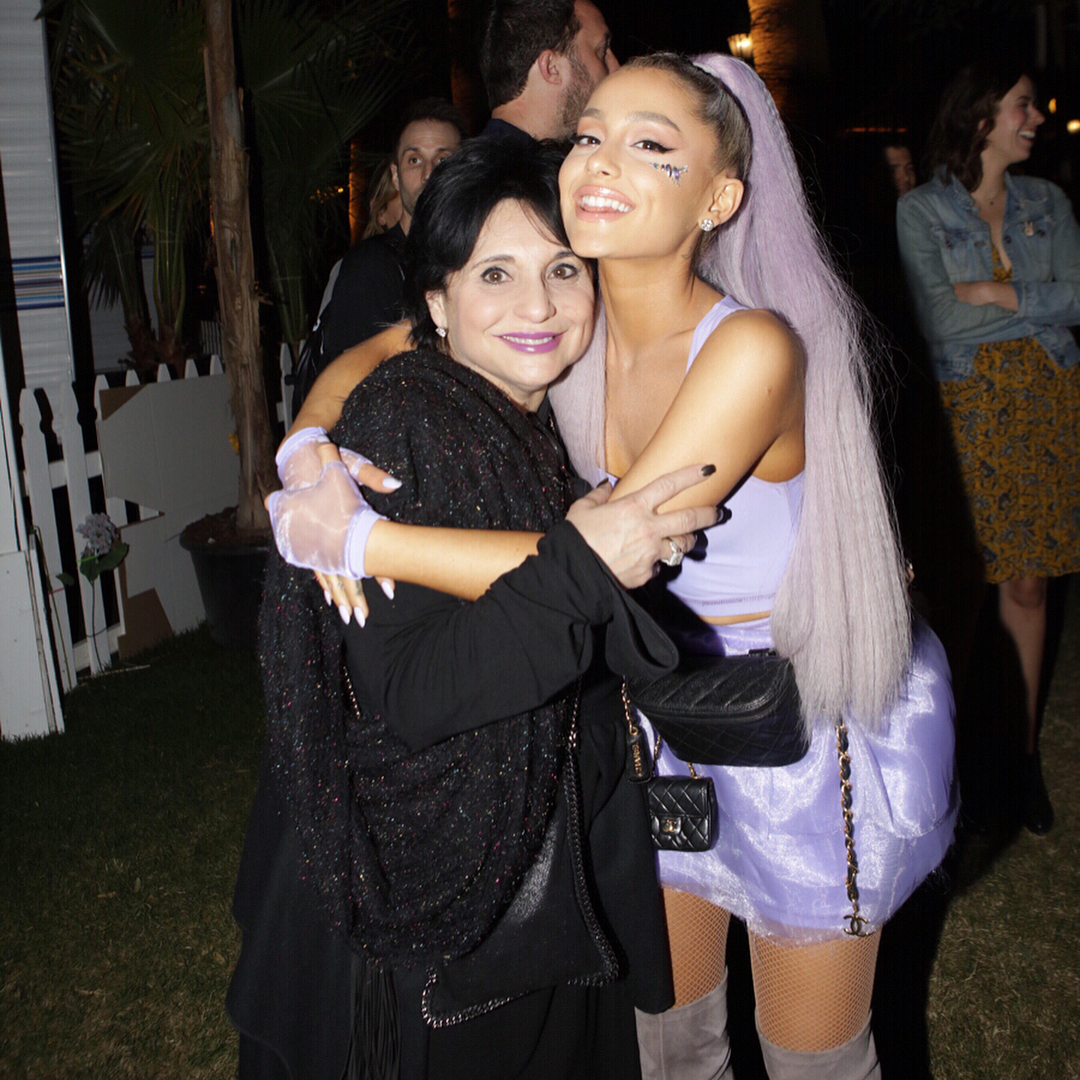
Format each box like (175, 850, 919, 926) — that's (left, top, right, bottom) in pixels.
(0, 3, 77, 735)
(0, 0, 74, 392)
(0, 338, 62, 740)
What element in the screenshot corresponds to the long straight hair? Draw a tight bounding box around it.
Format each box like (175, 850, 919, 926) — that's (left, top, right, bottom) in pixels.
(550, 54, 911, 730)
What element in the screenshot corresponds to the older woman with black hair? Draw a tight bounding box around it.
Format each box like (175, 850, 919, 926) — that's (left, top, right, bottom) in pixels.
(898, 58, 1080, 834)
(229, 137, 719, 1080)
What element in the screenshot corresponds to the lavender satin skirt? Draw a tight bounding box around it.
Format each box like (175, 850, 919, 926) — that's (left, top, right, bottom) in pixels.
(641, 616, 958, 942)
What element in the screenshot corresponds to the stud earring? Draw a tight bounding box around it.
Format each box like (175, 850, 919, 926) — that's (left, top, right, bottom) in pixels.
(700, 219, 716, 232)
(435, 326, 447, 338)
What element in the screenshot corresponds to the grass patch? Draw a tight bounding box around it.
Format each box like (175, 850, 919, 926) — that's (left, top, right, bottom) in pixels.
(923, 580, 1080, 1080)
(0, 628, 263, 1079)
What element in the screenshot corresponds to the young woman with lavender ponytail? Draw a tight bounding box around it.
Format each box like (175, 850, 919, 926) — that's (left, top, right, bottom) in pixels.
(278, 55, 957, 1078)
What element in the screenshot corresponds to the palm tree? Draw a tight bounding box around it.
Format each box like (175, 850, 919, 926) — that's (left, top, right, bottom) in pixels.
(204, 0, 273, 536)
(237, 0, 412, 355)
(46, 0, 413, 536)
(46, 0, 208, 372)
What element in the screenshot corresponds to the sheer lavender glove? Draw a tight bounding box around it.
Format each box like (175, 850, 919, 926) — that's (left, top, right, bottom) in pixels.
(267, 460, 385, 579)
(276, 425, 330, 488)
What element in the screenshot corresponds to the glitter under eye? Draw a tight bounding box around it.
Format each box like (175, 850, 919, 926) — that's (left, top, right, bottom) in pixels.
(653, 162, 687, 183)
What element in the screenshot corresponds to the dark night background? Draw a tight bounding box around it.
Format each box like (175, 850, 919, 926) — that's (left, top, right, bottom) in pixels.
(340, 0, 1078, 335)
(372, 1, 1078, 201)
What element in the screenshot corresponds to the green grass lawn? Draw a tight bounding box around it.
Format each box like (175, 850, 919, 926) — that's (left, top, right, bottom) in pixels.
(0, 629, 262, 1079)
(1, 595, 1077, 1079)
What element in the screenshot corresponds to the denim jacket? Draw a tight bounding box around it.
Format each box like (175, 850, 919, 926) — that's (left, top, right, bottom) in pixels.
(896, 172, 1080, 381)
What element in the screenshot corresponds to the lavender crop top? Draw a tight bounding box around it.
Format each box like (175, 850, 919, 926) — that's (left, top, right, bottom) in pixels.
(608, 296, 804, 619)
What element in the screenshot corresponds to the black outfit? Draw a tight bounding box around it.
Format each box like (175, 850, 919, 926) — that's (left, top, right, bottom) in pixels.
(290, 224, 407, 412)
(478, 117, 537, 148)
(229, 351, 676, 1079)
(320, 222, 408, 365)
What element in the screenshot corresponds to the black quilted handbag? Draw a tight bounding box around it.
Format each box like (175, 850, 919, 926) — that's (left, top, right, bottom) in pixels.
(626, 649, 809, 767)
(621, 683, 716, 852)
(646, 772, 717, 851)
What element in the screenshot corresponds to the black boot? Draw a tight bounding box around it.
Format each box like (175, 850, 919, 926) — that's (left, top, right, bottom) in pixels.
(1020, 751, 1054, 835)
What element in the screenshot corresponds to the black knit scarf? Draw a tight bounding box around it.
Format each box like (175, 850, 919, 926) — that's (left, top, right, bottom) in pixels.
(261, 349, 578, 969)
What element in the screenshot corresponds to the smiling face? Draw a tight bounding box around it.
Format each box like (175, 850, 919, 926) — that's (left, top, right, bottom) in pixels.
(559, 65, 742, 264)
(982, 75, 1044, 170)
(426, 199, 595, 412)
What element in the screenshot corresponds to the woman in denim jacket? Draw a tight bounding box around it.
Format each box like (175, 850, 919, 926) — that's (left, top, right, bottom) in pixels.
(897, 59, 1080, 834)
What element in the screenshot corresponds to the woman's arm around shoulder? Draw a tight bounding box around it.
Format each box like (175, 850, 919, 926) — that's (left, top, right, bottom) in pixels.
(289, 322, 412, 436)
(349, 521, 677, 751)
(612, 307, 804, 511)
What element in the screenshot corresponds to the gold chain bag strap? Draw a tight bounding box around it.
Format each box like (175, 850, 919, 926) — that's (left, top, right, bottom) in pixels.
(835, 715, 867, 936)
(622, 682, 717, 852)
(625, 677, 867, 934)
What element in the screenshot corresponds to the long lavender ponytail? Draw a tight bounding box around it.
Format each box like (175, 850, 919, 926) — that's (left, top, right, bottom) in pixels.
(550, 54, 911, 730)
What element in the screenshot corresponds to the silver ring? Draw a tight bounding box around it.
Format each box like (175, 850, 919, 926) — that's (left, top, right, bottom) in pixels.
(660, 538, 684, 568)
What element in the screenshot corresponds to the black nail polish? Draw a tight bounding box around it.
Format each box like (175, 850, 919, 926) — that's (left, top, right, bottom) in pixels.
(701, 464, 716, 476)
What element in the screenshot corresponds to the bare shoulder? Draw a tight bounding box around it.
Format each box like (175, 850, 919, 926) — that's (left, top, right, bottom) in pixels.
(690, 307, 802, 391)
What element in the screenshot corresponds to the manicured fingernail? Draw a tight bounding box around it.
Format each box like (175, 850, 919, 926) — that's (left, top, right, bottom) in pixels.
(338, 603, 351, 625)
(382, 476, 402, 491)
(323, 589, 333, 607)
(380, 580, 395, 600)
(354, 606, 367, 626)
(701, 464, 716, 476)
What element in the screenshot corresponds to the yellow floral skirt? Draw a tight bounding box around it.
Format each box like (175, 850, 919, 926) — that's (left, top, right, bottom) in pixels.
(939, 337, 1080, 583)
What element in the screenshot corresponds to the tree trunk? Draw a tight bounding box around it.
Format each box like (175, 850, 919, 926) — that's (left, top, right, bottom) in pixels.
(203, 0, 275, 538)
(447, 0, 485, 134)
(746, 0, 832, 135)
(124, 311, 158, 374)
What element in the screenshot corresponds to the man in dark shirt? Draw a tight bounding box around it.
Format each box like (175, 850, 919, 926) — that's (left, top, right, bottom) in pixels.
(479, 0, 618, 144)
(317, 98, 467, 367)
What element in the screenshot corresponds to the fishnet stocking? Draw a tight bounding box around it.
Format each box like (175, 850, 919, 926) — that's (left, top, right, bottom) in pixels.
(749, 930, 881, 1052)
(662, 888, 731, 1006)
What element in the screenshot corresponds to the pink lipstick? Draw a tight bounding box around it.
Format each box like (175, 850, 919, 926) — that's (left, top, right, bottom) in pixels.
(497, 332, 564, 354)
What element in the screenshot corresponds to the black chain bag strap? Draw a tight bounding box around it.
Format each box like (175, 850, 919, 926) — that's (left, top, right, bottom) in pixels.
(835, 714, 868, 937)
(622, 684, 716, 852)
(626, 649, 809, 767)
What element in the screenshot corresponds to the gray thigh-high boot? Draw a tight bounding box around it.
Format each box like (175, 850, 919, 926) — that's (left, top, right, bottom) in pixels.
(756, 1013, 881, 1080)
(634, 971, 734, 1080)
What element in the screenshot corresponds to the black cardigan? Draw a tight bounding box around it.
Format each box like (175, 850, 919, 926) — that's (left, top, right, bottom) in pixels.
(229, 528, 677, 1076)
(229, 353, 676, 1077)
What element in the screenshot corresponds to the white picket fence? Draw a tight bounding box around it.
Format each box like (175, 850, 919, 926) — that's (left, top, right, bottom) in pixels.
(19, 357, 240, 690)
(19, 343, 295, 691)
